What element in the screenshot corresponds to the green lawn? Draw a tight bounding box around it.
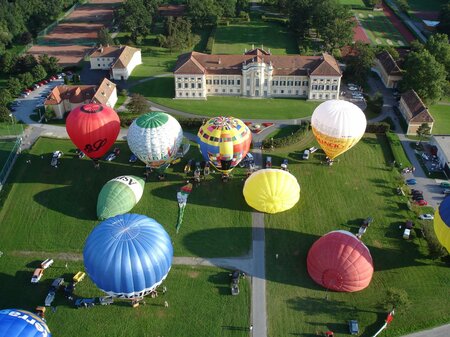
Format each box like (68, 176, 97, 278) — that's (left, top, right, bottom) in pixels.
(406, 0, 446, 11)
(0, 137, 252, 257)
(430, 104, 450, 135)
(212, 15, 299, 55)
(264, 133, 450, 336)
(0, 139, 17, 169)
(131, 77, 320, 119)
(338, 0, 367, 8)
(114, 94, 127, 109)
(0, 254, 250, 337)
(354, 10, 409, 47)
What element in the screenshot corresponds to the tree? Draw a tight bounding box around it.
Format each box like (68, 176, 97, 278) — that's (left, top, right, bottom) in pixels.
(313, 0, 354, 50)
(416, 123, 431, 143)
(218, 0, 237, 17)
(437, 2, 450, 35)
(127, 93, 149, 114)
(0, 51, 17, 74)
(400, 49, 447, 104)
(18, 72, 34, 88)
(344, 42, 375, 85)
(365, 0, 381, 8)
(426, 33, 450, 79)
(0, 89, 12, 106)
(31, 64, 47, 81)
(381, 288, 411, 311)
(375, 45, 399, 61)
(158, 17, 198, 52)
(118, 0, 152, 43)
(15, 54, 38, 73)
(38, 54, 61, 75)
(0, 105, 11, 122)
(7, 77, 23, 96)
(288, 0, 314, 39)
(186, 0, 224, 28)
(98, 27, 114, 46)
(396, 0, 409, 12)
(236, 0, 249, 15)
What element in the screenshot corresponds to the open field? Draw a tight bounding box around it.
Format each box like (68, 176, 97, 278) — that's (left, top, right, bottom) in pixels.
(338, 0, 366, 8)
(430, 104, 450, 135)
(0, 254, 250, 337)
(131, 77, 319, 119)
(27, 45, 94, 67)
(42, 23, 104, 45)
(353, 10, 410, 46)
(263, 133, 450, 336)
(212, 15, 298, 55)
(0, 138, 252, 257)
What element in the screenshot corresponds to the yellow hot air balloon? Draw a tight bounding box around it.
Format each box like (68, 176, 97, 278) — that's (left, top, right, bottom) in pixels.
(311, 100, 367, 160)
(434, 196, 450, 252)
(243, 169, 300, 214)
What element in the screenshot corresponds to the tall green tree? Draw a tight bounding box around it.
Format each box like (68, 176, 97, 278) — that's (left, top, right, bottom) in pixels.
(186, 0, 224, 28)
(18, 72, 34, 88)
(236, 0, 249, 15)
(288, 0, 314, 39)
(7, 77, 23, 96)
(98, 27, 114, 46)
(437, 2, 450, 35)
(0, 51, 18, 74)
(0, 105, 12, 123)
(218, 0, 237, 17)
(416, 123, 431, 143)
(127, 93, 149, 114)
(38, 54, 61, 75)
(15, 54, 38, 73)
(158, 17, 198, 52)
(118, 0, 152, 43)
(426, 33, 450, 79)
(0, 89, 12, 106)
(400, 49, 447, 104)
(344, 42, 375, 85)
(31, 64, 47, 81)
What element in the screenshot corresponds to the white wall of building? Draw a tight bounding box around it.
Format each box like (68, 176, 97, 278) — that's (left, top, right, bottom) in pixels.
(90, 57, 115, 70)
(112, 50, 142, 80)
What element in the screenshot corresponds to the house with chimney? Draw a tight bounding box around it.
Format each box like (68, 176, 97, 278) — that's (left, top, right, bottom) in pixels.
(173, 48, 342, 100)
(45, 78, 117, 119)
(373, 51, 403, 89)
(89, 45, 142, 80)
(398, 89, 434, 135)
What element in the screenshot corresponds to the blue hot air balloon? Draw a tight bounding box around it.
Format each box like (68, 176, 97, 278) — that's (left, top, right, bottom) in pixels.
(0, 309, 51, 337)
(83, 214, 173, 298)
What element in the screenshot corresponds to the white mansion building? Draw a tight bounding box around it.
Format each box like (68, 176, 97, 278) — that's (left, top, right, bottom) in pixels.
(173, 48, 342, 100)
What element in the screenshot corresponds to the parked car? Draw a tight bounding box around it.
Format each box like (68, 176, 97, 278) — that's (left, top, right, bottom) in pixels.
(406, 178, 417, 185)
(440, 182, 450, 188)
(75, 298, 96, 308)
(31, 268, 44, 284)
(309, 146, 318, 153)
(41, 259, 54, 269)
(419, 214, 434, 220)
(348, 86, 358, 91)
(415, 199, 428, 206)
(348, 320, 359, 335)
(421, 153, 429, 161)
(265, 156, 272, 168)
(443, 189, 450, 195)
(303, 149, 310, 160)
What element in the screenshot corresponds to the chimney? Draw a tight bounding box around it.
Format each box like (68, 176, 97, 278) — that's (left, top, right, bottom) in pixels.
(218, 58, 221, 65)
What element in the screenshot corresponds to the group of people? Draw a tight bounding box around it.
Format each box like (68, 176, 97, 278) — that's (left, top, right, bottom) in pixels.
(402, 166, 416, 174)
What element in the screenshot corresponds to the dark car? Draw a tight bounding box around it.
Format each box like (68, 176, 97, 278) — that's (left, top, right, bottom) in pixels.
(75, 298, 96, 308)
(348, 320, 359, 335)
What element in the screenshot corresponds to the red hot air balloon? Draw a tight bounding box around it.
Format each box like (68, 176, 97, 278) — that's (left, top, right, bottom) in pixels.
(66, 103, 120, 159)
(307, 230, 374, 292)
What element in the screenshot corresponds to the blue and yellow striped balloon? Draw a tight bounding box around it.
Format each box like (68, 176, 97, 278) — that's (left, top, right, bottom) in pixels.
(197, 116, 252, 174)
(434, 196, 450, 252)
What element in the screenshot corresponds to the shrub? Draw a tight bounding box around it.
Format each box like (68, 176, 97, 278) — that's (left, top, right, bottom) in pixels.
(422, 222, 448, 259)
(262, 121, 309, 148)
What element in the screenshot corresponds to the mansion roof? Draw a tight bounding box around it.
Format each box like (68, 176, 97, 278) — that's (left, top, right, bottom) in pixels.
(90, 45, 141, 69)
(174, 49, 342, 77)
(401, 89, 434, 124)
(376, 51, 402, 76)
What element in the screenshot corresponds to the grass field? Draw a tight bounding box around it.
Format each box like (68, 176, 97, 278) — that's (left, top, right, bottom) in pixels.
(354, 10, 409, 47)
(212, 15, 298, 55)
(263, 133, 450, 336)
(131, 77, 319, 119)
(406, 0, 446, 11)
(0, 139, 17, 169)
(429, 104, 450, 135)
(0, 254, 250, 337)
(338, 0, 366, 8)
(0, 138, 252, 257)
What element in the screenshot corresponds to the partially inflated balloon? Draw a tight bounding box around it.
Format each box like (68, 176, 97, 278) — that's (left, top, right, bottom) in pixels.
(83, 214, 173, 298)
(243, 169, 300, 213)
(311, 100, 367, 160)
(434, 196, 450, 252)
(0, 309, 51, 337)
(66, 103, 120, 159)
(127, 112, 183, 171)
(307, 230, 373, 292)
(97, 175, 145, 220)
(197, 116, 252, 174)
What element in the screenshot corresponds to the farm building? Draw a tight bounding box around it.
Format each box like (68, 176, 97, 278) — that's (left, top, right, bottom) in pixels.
(398, 89, 434, 136)
(173, 48, 342, 100)
(45, 78, 117, 118)
(89, 45, 142, 80)
(373, 51, 403, 89)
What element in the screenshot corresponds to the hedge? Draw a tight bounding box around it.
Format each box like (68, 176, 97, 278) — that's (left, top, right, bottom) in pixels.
(261, 15, 288, 24)
(205, 26, 216, 54)
(365, 122, 390, 133)
(262, 121, 310, 148)
(386, 131, 412, 168)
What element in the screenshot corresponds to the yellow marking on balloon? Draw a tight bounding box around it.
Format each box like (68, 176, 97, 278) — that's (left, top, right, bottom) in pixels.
(312, 126, 363, 160)
(434, 210, 450, 252)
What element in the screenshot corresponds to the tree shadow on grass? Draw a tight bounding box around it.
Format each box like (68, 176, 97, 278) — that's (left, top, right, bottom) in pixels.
(208, 271, 232, 296)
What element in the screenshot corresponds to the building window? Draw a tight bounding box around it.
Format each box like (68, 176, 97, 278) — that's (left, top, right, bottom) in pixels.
(191, 77, 194, 81)
(281, 81, 286, 86)
(303, 90, 307, 95)
(191, 83, 195, 88)
(215, 89, 218, 93)
(214, 79, 219, 85)
(319, 85, 324, 90)
(208, 89, 211, 93)
(222, 89, 226, 93)
(332, 85, 338, 90)
(237, 89, 240, 93)
(177, 83, 181, 88)
(197, 77, 201, 81)
(198, 83, 202, 89)
(178, 92, 182, 96)
(325, 94, 329, 99)
(237, 80, 240, 85)
(273, 90, 277, 94)
(230, 89, 233, 93)
(319, 94, 323, 98)
(332, 94, 336, 99)
(221, 79, 226, 85)
(326, 85, 329, 90)
(98, 64, 101, 67)
(312, 94, 316, 99)
(206, 80, 211, 85)
(255, 79, 259, 87)
(312, 85, 317, 90)
(185, 92, 189, 96)
(281, 90, 284, 94)
(296, 90, 299, 95)
(184, 83, 188, 88)
(288, 81, 293, 86)
(192, 93, 196, 97)
(246, 79, 250, 86)
(294, 81, 300, 86)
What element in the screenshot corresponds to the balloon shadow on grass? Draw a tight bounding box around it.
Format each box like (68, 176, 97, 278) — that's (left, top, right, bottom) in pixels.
(183, 228, 429, 288)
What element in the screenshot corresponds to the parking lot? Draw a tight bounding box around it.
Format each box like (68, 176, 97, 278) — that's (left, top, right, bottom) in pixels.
(340, 83, 366, 110)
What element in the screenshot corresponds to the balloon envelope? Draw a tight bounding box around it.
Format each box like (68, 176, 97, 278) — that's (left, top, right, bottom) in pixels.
(66, 103, 120, 159)
(434, 196, 450, 252)
(97, 175, 145, 220)
(307, 230, 373, 292)
(197, 116, 252, 173)
(243, 169, 300, 213)
(311, 100, 367, 160)
(127, 112, 183, 170)
(83, 214, 173, 298)
(0, 309, 51, 337)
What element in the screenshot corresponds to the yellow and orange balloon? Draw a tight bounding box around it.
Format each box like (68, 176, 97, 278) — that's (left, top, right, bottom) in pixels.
(311, 100, 367, 160)
(434, 196, 450, 252)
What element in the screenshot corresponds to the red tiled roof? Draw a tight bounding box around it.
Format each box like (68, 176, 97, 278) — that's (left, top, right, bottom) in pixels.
(376, 51, 402, 76)
(401, 89, 434, 123)
(45, 85, 96, 105)
(90, 46, 122, 59)
(174, 51, 342, 77)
